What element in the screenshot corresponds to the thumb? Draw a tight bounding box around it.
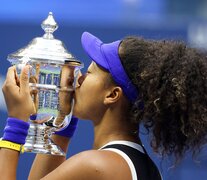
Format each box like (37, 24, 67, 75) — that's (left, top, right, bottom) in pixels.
(20, 65, 30, 95)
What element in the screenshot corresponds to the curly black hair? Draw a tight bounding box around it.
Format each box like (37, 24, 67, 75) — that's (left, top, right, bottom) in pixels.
(119, 37, 207, 161)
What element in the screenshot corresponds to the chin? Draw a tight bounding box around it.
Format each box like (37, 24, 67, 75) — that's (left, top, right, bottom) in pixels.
(72, 109, 88, 120)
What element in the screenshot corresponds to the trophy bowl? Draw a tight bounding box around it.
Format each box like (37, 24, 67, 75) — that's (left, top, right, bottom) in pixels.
(7, 12, 83, 156)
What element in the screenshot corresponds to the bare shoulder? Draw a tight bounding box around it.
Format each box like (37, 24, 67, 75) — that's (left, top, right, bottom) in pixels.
(42, 150, 131, 180)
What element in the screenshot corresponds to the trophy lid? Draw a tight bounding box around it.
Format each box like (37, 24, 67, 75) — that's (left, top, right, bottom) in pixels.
(7, 12, 82, 66)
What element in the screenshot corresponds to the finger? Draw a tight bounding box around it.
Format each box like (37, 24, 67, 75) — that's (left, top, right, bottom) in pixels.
(60, 66, 74, 87)
(19, 65, 30, 94)
(5, 66, 17, 85)
(78, 71, 82, 77)
(14, 68, 20, 86)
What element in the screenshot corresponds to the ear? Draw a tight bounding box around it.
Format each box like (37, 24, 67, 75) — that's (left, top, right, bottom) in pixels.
(104, 86, 123, 105)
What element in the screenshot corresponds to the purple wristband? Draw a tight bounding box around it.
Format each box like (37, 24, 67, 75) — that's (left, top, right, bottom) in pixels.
(2, 117, 30, 144)
(55, 116, 78, 138)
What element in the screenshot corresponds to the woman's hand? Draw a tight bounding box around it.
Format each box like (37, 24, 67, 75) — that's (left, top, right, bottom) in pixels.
(2, 65, 36, 121)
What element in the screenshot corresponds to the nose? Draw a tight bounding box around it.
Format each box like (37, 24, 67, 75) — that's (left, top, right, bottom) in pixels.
(77, 74, 85, 86)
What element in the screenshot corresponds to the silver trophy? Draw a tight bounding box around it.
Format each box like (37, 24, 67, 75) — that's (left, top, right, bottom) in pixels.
(7, 12, 83, 156)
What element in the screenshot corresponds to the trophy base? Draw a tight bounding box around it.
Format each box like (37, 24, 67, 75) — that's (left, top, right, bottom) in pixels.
(24, 122, 66, 156)
(24, 141, 65, 156)
(24, 143, 66, 156)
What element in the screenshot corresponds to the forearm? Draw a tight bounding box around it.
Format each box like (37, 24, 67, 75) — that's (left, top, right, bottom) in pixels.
(28, 135, 70, 180)
(0, 148, 19, 180)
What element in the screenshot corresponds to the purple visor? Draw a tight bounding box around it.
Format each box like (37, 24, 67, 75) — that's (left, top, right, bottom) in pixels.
(81, 32, 138, 102)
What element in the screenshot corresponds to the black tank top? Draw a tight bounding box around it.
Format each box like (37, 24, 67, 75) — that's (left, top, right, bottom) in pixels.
(100, 141, 162, 180)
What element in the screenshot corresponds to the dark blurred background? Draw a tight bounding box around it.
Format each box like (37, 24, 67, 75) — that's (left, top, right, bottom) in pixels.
(0, 0, 206, 179)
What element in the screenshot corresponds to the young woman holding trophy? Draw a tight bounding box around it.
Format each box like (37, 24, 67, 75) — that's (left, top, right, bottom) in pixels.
(0, 31, 207, 180)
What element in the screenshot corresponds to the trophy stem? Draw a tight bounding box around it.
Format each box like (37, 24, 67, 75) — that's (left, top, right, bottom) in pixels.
(24, 122, 65, 156)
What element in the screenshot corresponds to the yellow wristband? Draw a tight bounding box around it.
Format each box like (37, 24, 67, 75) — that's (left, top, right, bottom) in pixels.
(0, 139, 24, 153)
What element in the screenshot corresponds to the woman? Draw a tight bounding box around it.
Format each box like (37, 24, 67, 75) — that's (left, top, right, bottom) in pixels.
(0, 32, 206, 180)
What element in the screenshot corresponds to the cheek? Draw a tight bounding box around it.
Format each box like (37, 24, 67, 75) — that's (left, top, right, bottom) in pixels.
(73, 81, 105, 119)
(80, 77, 103, 98)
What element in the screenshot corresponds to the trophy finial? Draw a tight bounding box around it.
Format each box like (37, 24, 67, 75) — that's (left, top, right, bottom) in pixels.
(41, 12, 58, 39)
(8, 11, 83, 65)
